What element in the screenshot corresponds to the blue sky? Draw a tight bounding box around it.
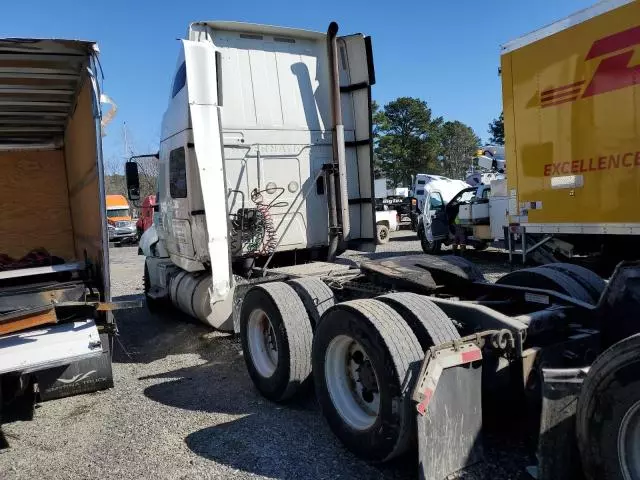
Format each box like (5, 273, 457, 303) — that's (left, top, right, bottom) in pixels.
(1, 0, 595, 164)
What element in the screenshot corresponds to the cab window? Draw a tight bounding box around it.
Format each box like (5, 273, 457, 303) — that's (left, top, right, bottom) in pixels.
(429, 192, 445, 211)
(169, 147, 187, 198)
(171, 62, 187, 98)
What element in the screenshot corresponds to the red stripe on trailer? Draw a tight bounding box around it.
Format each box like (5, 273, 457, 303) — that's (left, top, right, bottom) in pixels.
(461, 349, 482, 363)
(540, 80, 585, 96)
(414, 344, 483, 416)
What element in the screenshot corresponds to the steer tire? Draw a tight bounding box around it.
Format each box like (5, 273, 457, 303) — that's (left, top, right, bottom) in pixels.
(143, 264, 159, 313)
(313, 299, 423, 462)
(576, 333, 640, 480)
(420, 235, 442, 254)
(288, 277, 335, 330)
(377, 292, 460, 348)
(541, 263, 606, 304)
(240, 282, 313, 402)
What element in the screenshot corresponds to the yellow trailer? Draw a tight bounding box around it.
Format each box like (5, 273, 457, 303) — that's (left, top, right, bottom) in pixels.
(501, 0, 640, 261)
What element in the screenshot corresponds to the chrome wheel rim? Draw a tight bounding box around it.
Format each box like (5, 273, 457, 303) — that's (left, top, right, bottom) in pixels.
(247, 308, 278, 378)
(325, 335, 380, 430)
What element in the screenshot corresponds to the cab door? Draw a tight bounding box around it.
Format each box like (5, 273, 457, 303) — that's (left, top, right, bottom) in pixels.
(427, 191, 449, 240)
(159, 134, 197, 263)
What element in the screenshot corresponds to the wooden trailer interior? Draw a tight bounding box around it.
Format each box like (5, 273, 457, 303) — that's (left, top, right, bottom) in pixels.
(0, 149, 75, 259)
(64, 81, 102, 264)
(0, 40, 101, 269)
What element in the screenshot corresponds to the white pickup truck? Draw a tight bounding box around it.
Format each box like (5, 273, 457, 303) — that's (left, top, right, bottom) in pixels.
(417, 176, 509, 253)
(375, 209, 398, 244)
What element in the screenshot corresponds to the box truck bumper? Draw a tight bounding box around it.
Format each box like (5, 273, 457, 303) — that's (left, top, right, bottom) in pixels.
(0, 320, 103, 376)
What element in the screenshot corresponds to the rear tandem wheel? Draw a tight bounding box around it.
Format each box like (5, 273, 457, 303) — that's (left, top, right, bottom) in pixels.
(312, 299, 424, 462)
(288, 277, 335, 329)
(540, 263, 606, 304)
(577, 333, 640, 480)
(496, 266, 594, 304)
(240, 282, 313, 402)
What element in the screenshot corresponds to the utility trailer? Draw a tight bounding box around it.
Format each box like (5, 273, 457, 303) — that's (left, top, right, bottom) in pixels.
(126, 20, 640, 480)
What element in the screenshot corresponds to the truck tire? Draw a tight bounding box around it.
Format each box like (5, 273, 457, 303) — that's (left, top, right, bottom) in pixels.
(439, 255, 487, 283)
(143, 264, 159, 312)
(541, 263, 605, 304)
(576, 333, 640, 480)
(313, 299, 423, 462)
(288, 277, 335, 330)
(376, 224, 390, 245)
(377, 292, 460, 348)
(420, 235, 442, 254)
(240, 282, 313, 402)
(496, 267, 593, 304)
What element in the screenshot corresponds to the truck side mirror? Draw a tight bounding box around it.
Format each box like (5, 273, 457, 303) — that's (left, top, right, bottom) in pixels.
(125, 161, 140, 201)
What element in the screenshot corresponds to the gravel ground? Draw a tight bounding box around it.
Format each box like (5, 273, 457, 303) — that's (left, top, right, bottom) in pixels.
(0, 230, 532, 480)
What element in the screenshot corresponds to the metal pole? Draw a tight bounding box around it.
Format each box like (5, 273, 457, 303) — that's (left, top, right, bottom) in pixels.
(326, 167, 339, 261)
(327, 21, 350, 255)
(256, 146, 262, 190)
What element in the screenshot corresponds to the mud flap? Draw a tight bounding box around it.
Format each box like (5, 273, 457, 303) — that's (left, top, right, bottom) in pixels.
(535, 368, 587, 480)
(35, 333, 113, 401)
(414, 344, 484, 480)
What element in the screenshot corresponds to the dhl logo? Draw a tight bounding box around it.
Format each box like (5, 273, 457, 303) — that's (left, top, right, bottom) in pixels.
(541, 25, 640, 107)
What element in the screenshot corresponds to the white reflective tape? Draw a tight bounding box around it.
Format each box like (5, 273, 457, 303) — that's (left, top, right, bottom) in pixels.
(416, 344, 482, 416)
(524, 292, 550, 305)
(551, 175, 583, 189)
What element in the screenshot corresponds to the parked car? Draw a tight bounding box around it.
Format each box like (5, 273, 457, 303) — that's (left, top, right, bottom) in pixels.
(136, 195, 156, 239)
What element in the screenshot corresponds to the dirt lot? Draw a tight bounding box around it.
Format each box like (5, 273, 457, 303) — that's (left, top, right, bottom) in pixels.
(0, 231, 532, 480)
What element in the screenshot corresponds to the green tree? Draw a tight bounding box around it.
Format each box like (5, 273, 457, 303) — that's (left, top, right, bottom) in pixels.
(488, 112, 504, 145)
(439, 121, 481, 179)
(373, 97, 443, 187)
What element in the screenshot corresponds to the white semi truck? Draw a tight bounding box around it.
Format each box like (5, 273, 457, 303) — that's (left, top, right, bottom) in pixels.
(126, 20, 640, 480)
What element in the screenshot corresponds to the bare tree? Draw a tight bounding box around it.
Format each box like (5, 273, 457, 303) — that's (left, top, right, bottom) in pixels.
(439, 121, 480, 180)
(104, 154, 127, 197)
(135, 154, 159, 201)
(103, 123, 159, 213)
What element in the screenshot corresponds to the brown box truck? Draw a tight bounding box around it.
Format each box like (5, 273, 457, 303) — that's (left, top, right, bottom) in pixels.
(0, 38, 116, 446)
